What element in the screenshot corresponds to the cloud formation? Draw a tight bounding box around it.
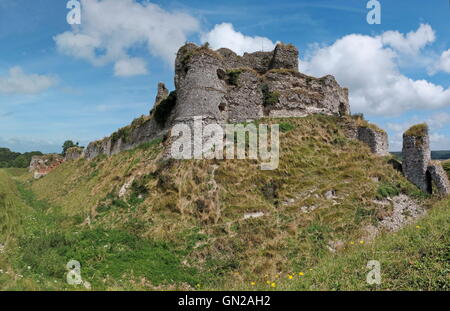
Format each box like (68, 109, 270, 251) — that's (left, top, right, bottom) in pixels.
(379, 24, 435, 55)
(54, 0, 200, 76)
(301, 24, 450, 116)
(201, 23, 277, 55)
(432, 49, 450, 74)
(386, 112, 450, 150)
(114, 58, 148, 77)
(0, 67, 57, 95)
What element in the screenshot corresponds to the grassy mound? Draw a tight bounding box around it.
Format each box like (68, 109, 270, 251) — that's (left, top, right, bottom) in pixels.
(1, 115, 447, 290)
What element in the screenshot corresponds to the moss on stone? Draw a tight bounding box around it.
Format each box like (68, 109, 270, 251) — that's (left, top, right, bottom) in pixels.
(66, 146, 84, 153)
(226, 69, 243, 86)
(261, 84, 280, 106)
(405, 123, 428, 137)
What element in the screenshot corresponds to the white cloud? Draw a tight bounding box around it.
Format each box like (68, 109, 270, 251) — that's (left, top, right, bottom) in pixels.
(429, 133, 450, 150)
(432, 49, 450, 74)
(379, 24, 435, 55)
(201, 23, 277, 55)
(114, 58, 148, 77)
(0, 66, 57, 94)
(301, 24, 450, 116)
(386, 112, 450, 150)
(54, 0, 200, 76)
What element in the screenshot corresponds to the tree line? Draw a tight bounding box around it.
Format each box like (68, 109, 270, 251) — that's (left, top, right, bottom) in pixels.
(0, 148, 43, 168)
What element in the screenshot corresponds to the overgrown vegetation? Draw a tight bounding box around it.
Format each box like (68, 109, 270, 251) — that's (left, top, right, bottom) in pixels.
(376, 182, 400, 199)
(261, 84, 280, 106)
(443, 160, 450, 179)
(279, 122, 295, 133)
(405, 123, 428, 137)
(154, 91, 177, 126)
(226, 69, 243, 86)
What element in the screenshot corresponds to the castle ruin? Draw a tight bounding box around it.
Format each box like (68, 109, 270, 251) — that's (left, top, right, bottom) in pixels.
(402, 124, 449, 196)
(80, 43, 393, 160)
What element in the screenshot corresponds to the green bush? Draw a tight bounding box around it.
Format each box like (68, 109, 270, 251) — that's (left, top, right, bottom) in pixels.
(261, 84, 280, 106)
(226, 69, 242, 86)
(376, 182, 400, 199)
(279, 122, 295, 133)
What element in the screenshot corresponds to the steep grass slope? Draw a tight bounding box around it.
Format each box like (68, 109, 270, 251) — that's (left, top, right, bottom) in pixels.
(2, 115, 448, 290)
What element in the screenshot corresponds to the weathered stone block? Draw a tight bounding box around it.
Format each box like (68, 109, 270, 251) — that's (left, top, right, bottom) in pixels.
(357, 126, 389, 156)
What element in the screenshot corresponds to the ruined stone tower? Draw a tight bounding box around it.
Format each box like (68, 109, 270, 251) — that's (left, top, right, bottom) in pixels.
(402, 124, 431, 193)
(402, 123, 449, 195)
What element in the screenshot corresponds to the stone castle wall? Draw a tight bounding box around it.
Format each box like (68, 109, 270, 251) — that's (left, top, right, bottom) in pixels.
(84, 42, 351, 160)
(171, 43, 350, 125)
(357, 126, 389, 156)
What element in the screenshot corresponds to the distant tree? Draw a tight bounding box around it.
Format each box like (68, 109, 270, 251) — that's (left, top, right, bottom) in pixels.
(0, 148, 42, 168)
(62, 140, 78, 156)
(12, 155, 28, 168)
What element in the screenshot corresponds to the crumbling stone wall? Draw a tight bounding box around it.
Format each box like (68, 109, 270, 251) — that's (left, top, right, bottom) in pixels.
(357, 126, 389, 156)
(343, 118, 389, 156)
(172, 42, 350, 125)
(29, 154, 65, 179)
(65, 147, 84, 161)
(151, 82, 169, 114)
(85, 42, 351, 159)
(84, 116, 164, 159)
(427, 162, 450, 196)
(401, 124, 449, 196)
(402, 124, 432, 193)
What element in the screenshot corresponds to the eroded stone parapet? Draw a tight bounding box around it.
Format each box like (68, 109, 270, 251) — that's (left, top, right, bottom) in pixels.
(402, 124, 431, 193)
(65, 147, 84, 161)
(269, 43, 299, 71)
(427, 162, 450, 196)
(152, 82, 169, 113)
(357, 126, 389, 156)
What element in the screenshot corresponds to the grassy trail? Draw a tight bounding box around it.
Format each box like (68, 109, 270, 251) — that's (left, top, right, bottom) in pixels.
(0, 168, 203, 290)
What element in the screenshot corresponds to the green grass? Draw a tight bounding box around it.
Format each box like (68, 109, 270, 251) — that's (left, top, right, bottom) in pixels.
(442, 160, 450, 179)
(405, 123, 428, 137)
(239, 198, 449, 291)
(0, 169, 204, 290)
(1, 115, 448, 291)
(376, 182, 400, 199)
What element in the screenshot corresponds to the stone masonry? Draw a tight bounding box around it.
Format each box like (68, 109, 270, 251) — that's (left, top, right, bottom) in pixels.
(83, 42, 351, 159)
(402, 124, 449, 196)
(402, 124, 432, 193)
(357, 126, 389, 156)
(65, 147, 84, 161)
(427, 162, 450, 196)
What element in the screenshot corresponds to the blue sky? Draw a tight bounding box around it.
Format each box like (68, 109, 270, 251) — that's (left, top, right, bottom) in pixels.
(0, 0, 449, 153)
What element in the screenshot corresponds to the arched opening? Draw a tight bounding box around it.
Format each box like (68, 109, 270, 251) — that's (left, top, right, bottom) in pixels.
(425, 170, 433, 194)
